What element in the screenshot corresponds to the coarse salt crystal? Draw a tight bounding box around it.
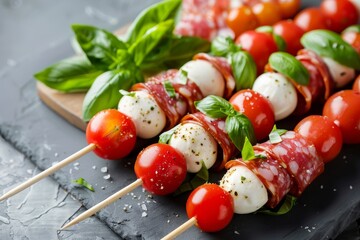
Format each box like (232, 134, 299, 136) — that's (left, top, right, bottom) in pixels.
(141, 212, 148, 217)
(92, 165, 97, 170)
(101, 167, 108, 173)
(103, 174, 111, 180)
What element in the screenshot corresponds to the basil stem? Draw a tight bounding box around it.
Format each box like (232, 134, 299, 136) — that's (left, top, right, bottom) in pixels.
(301, 29, 360, 70)
(34, 55, 103, 93)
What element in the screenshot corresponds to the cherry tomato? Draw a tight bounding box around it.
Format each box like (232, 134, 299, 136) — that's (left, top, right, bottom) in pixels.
(273, 20, 305, 55)
(251, 2, 282, 26)
(186, 184, 234, 232)
(353, 75, 360, 92)
(134, 143, 186, 195)
(295, 115, 343, 163)
(236, 30, 278, 74)
(320, 0, 358, 32)
(323, 90, 360, 144)
(226, 5, 259, 38)
(294, 8, 327, 32)
(86, 109, 136, 160)
(229, 89, 275, 140)
(278, 0, 301, 18)
(341, 30, 360, 55)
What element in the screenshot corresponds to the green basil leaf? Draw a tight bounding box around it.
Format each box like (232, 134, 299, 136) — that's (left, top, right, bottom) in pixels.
(211, 36, 240, 57)
(301, 29, 360, 70)
(82, 68, 143, 121)
(269, 131, 282, 144)
(34, 55, 103, 92)
(256, 26, 286, 51)
(226, 114, 256, 151)
(125, 0, 182, 44)
(72, 177, 95, 192)
(195, 95, 234, 119)
(119, 89, 136, 98)
(269, 52, 310, 85)
(342, 25, 360, 33)
(129, 20, 174, 66)
(256, 26, 273, 33)
(241, 137, 256, 161)
(163, 80, 176, 98)
(178, 69, 188, 85)
(72, 24, 128, 70)
(159, 125, 179, 144)
(174, 161, 209, 196)
(258, 195, 297, 215)
(229, 51, 257, 90)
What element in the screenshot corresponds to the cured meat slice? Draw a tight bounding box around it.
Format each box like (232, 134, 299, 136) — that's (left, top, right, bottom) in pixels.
(254, 131, 324, 197)
(181, 112, 237, 170)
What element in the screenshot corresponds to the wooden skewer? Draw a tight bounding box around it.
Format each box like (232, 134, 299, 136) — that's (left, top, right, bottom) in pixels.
(60, 178, 143, 230)
(161, 217, 197, 240)
(0, 143, 96, 202)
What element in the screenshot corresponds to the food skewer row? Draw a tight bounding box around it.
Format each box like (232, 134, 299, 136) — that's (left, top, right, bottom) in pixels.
(0, 53, 236, 202)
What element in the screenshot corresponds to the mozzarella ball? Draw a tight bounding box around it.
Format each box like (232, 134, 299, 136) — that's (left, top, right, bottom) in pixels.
(220, 166, 268, 214)
(322, 57, 355, 88)
(118, 91, 166, 139)
(180, 60, 225, 97)
(168, 122, 217, 173)
(252, 72, 297, 121)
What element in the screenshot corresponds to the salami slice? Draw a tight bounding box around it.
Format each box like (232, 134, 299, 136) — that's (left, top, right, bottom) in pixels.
(194, 53, 236, 99)
(254, 131, 324, 197)
(225, 155, 292, 208)
(181, 112, 237, 171)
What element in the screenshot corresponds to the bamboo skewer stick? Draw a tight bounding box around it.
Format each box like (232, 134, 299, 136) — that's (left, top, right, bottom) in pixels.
(161, 217, 197, 240)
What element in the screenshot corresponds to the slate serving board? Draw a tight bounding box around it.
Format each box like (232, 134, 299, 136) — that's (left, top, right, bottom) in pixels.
(0, 0, 359, 239)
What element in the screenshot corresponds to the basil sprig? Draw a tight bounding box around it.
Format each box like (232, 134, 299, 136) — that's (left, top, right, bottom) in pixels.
(195, 95, 256, 150)
(269, 52, 310, 86)
(301, 29, 360, 70)
(34, 55, 103, 92)
(211, 36, 257, 90)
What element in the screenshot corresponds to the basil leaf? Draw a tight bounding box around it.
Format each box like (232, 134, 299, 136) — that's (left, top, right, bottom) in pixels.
(174, 161, 209, 196)
(129, 20, 175, 66)
(301, 29, 360, 70)
(34, 55, 103, 93)
(119, 89, 136, 98)
(342, 25, 360, 33)
(211, 36, 240, 57)
(125, 0, 182, 44)
(241, 137, 256, 161)
(229, 51, 257, 90)
(72, 177, 95, 192)
(178, 69, 188, 84)
(256, 26, 286, 51)
(159, 125, 179, 144)
(82, 68, 143, 121)
(163, 80, 176, 98)
(195, 95, 234, 119)
(269, 52, 310, 85)
(258, 195, 297, 215)
(226, 114, 256, 151)
(72, 24, 128, 70)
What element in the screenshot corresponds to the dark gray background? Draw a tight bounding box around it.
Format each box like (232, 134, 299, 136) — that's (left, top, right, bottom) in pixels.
(0, 0, 359, 239)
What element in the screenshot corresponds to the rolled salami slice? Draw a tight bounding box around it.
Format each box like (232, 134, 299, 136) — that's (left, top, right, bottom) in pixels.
(225, 154, 292, 208)
(181, 112, 237, 170)
(194, 53, 235, 99)
(254, 131, 324, 197)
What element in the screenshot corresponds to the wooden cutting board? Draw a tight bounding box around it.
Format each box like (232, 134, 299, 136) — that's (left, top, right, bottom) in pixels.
(36, 26, 130, 131)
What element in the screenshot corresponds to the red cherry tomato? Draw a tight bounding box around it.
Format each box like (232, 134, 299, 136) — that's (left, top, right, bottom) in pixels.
(86, 109, 136, 160)
(273, 20, 305, 55)
(186, 184, 234, 232)
(320, 0, 358, 32)
(251, 2, 282, 26)
(229, 89, 275, 141)
(236, 30, 278, 74)
(353, 75, 360, 92)
(341, 30, 360, 55)
(226, 5, 259, 38)
(278, 0, 301, 18)
(134, 143, 187, 195)
(323, 90, 360, 144)
(294, 7, 327, 32)
(295, 115, 343, 163)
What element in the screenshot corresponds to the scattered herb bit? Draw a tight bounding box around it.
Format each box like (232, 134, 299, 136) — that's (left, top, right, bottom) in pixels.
(269, 125, 287, 144)
(258, 195, 297, 215)
(159, 125, 179, 144)
(163, 81, 176, 98)
(72, 177, 95, 192)
(178, 69, 188, 84)
(119, 89, 136, 98)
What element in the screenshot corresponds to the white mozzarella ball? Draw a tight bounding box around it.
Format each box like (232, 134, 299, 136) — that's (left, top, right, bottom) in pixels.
(252, 72, 297, 121)
(118, 91, 166, 139)
(220, 166, 268, 214)
(322, 57, 356, 88)
(180, 60, 225, 97)
(168, 122, 217, 173)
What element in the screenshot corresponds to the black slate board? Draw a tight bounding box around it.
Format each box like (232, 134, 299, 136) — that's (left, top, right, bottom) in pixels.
(0, 0, 359, 239)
